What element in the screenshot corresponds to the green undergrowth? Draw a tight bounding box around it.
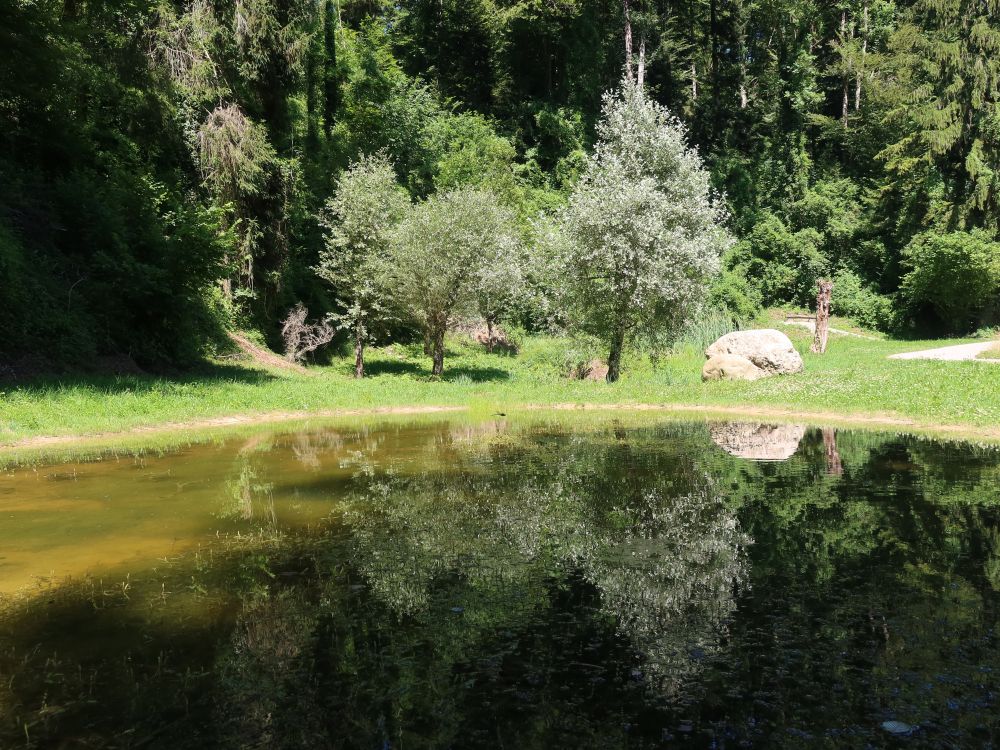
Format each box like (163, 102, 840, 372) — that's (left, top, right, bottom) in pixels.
(1, 321, 998, 448)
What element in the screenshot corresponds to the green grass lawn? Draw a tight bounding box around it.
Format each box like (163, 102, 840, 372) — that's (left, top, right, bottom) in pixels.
(976, 342, 1000, 360)
(1, 319, 998, 447)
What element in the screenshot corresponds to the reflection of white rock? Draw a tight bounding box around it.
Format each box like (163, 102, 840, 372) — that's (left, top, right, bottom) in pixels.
(710, 422, 806, 461)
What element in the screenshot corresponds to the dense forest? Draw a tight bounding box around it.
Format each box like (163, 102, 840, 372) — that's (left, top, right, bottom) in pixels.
(2, 0, 999, 371)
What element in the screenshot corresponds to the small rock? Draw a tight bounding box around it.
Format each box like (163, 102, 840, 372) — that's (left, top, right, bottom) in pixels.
(881, 720, 917, 736)
(569, 358, 610, 381)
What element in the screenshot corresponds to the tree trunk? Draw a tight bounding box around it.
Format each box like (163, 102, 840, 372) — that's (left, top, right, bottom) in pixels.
(736, 1, 749, 109)
(623, 0, 633, 83)
(606, 324, 626, 383)
(689, 0, 698, 101)
(544, 37, 553, 98)
(323, 0, 338, 139)
(431, 327, 445, 376)
(710, 0, 719, 79)
(637, 36, 646, 89)
(353, 323, 365, 378)
(842, 81, 850, 128)
(305, 33, 318, 148)
(840, 9, 850, 128)
(811, 279, 833, 354)
(856, 0, 868, 111)
(486, 318, 495, 353)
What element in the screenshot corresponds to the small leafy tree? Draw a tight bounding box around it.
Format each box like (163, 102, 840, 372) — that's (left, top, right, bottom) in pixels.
(900, 230, 1000, 331)
(389, 187, 521, 375)
(557, 83, 731, 382)
(475, 243, 526, 352)
(316, 153, 410, 377)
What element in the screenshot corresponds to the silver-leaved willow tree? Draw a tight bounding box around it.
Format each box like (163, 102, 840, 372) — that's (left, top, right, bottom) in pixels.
(557, 81, 732, 382)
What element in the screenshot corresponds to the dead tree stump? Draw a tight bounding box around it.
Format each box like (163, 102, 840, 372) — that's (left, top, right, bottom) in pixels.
(811, 279, 833, 354)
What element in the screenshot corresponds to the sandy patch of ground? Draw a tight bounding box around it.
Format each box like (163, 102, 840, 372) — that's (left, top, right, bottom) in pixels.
(888, 341, 1000, 362)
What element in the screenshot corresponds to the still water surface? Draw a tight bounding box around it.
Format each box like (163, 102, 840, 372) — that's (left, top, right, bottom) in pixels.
(1, 417, 999, 748)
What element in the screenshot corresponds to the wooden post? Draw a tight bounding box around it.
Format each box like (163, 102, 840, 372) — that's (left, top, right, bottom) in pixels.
(811, 279, 833, 354)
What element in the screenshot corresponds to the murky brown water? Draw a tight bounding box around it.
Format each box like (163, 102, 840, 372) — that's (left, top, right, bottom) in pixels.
(1, 416, 999, 748)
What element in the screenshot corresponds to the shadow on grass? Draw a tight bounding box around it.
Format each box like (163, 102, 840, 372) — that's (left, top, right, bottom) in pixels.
(4, 362, 279, 396)
(362, 360, 510, 382)
(362, 360, 425, 377)
(441, 366, 510, 383)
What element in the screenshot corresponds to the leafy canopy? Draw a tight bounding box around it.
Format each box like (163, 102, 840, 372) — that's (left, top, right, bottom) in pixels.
(557, 83, 730, 378)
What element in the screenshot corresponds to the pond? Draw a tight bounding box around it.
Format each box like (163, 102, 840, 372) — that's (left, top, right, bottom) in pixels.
(1, 416, 999, 748)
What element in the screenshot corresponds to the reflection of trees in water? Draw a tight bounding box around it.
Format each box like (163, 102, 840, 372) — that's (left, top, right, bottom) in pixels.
(342, 432, 749, 694)
(291, 430, 345, 470)
(288, 426, 384, 477)
(582, 486, 746, 692)
(214, 589, 326, 747)
(224, 447, 276, 525)
(8, 422, 1000, 748)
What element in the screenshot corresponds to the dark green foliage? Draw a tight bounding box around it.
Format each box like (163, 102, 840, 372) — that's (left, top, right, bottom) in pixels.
(830, 268, 894, 331)
(727, 213, 828, 308)
(900, 230, 1000, 332)
(0, 0, 229, 368)
(3, 0, 998, 372)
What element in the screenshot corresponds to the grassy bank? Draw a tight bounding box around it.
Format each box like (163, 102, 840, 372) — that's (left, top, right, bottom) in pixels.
(2, 320, 998, 447)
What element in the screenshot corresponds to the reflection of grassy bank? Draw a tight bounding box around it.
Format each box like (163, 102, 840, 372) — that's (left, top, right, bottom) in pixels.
(3, 324, 1000, 450)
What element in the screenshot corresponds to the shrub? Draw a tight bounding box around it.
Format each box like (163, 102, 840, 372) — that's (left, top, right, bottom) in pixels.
(830, 269, 893, 331)
(900, 230, 1000, 331)
(731, 213, 828, 308)
(708, 267, 763, 327)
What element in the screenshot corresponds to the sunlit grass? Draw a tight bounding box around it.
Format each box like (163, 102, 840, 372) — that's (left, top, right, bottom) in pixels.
(2, 320, 999, 445)
(976, 342, 1000, 360)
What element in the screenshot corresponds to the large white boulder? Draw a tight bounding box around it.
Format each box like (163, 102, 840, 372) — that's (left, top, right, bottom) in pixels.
(705, 329, 804, 375)
(702, 353, 766, 382)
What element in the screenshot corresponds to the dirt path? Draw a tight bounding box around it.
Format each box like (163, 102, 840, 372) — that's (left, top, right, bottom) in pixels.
(783, 321, 879, 341)
(228, 332, 310, 374)
(888, 341, 999, 361)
